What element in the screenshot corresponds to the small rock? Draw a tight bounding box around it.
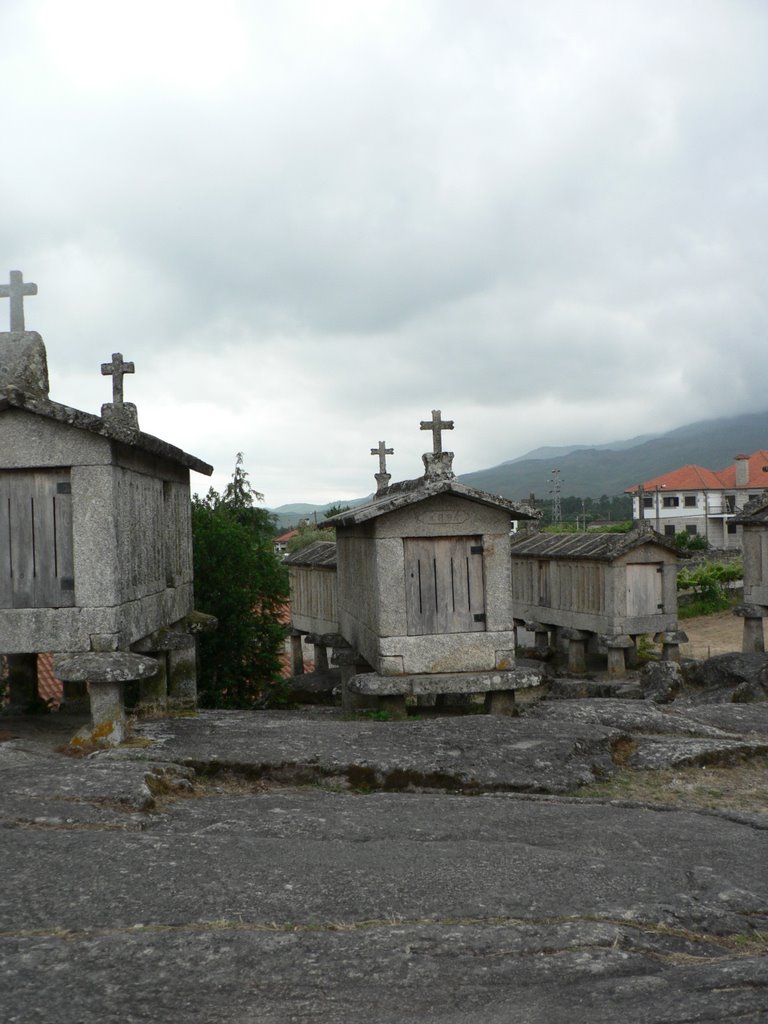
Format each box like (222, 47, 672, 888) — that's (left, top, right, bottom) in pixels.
(639, 661, 684, 704)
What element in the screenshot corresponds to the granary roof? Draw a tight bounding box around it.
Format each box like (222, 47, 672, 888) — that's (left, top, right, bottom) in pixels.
(508, 527, 685, 562)
(324, 476, 539, 527)
(0, 387, 213, 476)
(626, 451, 768, 494)
(282, 540, 338, 568)
(731, 495, 768, 525)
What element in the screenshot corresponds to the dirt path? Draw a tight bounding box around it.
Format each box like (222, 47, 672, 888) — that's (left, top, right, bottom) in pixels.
(679, 609, 745, 660)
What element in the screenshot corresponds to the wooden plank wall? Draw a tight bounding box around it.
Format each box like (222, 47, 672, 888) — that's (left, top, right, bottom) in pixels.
(290, 566, 337, 625)
(0, 469, 75, 609)
(511, 557, 604, 613)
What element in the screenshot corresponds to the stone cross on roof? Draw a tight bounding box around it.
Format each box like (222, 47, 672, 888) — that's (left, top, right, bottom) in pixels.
(371, 440, 394, 496)
(371, 440, 394, 475)
(0, 271, 38, 332)
(419, 409, 454, 455)
(101, 352, 135, 405)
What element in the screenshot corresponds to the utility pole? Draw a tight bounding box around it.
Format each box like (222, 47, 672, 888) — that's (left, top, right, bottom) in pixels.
(548, 469, 562, 525)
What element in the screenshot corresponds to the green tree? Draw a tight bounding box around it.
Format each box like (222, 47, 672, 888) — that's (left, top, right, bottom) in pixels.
(324, 503, 351, 518)
(191, 455, 289, 707)
(677, 560, 743, 617)
(286, 523, 335, 553)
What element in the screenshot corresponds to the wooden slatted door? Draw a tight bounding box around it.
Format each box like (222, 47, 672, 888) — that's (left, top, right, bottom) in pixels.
(404, 536, 486, 635)
(626, 563, 664, 616)
(0, 470, 75, 608)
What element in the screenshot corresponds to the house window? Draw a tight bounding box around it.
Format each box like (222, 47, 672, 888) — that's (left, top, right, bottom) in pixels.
(662, 496, 680, 508)
(642, 496, 653, 509)
(664, 525, 676, 537)
(725, 495, 736, 512)
(684, 496, 697, 507)
(727, 523, 738, 535)
(749, 494, 759, 502)
(686, 524, 698, 536)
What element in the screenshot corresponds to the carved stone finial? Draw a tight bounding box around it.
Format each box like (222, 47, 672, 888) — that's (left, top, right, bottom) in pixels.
(420, 408, 455, 480)
(371, 440, 394, 495)
(0, 271, 38, 331)
(101, 352, 135, 405)
(419, 408, 454, 455)
(101, 352, 138, 430)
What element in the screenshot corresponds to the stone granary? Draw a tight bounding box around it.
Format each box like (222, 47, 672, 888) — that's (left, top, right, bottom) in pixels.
(288, 411, 540, 715)
(731, 493, 768, 653)
(283, 540, 338, 675)
(508, 527, 688, 676)
(0, 271, 213, 742)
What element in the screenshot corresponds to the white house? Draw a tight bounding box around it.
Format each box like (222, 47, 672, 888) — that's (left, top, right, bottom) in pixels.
(626, 451, 768, 549)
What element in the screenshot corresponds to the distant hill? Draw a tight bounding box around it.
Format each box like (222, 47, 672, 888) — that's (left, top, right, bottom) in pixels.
(268, 409, 768, 522)
(502, 432, 660, 465)
(269, 496, 372, 532)
(459, 410, 768, 500)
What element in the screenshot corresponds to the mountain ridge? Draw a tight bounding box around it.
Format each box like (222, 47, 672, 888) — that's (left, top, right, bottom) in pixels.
(269, 409, 768, 526)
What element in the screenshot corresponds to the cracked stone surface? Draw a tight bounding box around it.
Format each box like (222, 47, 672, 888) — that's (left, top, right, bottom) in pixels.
(1, 705, 767, 1022)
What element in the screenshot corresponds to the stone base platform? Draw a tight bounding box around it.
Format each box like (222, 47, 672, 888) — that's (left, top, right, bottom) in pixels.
(347, 668, 545, 717)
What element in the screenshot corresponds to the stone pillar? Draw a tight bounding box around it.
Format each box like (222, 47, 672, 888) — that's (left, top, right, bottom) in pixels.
(606, 646, 626, 677)
(139, 652, 168, 714)
(734, 604, 767, 654)
(88, 680, 126, 741)
(53, 651, 158, 746)
(562, 629, 589, 674)
(167, 642, 197, 710)
(6, 653, 37, 710)
(334, 650, 375, 711)
(654, 630, 689, 664)
(742, 617, 765, 654)
(290, 631, 305, 675)
(314, 644, 329, 672)
(377, 694, 407, 719)
(599, 635, 635, 679)
(525, 621, 550, 658)
(484, 690, 516, 715)
(132, 629, 197, 712)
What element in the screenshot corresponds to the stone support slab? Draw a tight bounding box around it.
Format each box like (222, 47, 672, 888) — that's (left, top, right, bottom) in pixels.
(348, 667, 544, 699)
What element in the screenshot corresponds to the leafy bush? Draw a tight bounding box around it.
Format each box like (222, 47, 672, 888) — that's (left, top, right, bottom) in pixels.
(677, 560, 743, 618)
(674, 532, 709, 551)
(286, 524, 335, 553)
(192, 455, 289, 708)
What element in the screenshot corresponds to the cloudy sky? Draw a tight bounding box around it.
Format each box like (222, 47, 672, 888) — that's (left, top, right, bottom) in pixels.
(2, 0, 766, 507)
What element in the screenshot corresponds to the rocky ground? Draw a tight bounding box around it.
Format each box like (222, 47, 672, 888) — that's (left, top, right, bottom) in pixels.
(2, 650, 768, 1024)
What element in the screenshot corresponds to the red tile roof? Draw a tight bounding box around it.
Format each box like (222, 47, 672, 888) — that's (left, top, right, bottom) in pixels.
(626, 450, 768, 493)
(274, 529, 299, 544)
